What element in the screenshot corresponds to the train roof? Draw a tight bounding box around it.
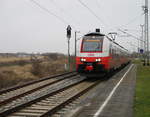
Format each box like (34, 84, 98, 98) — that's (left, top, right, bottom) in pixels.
(106, 36, 128, 51)
(84, 32, 105, 36)
(83, 32, 128, 52)
(114, 42, 128, 51)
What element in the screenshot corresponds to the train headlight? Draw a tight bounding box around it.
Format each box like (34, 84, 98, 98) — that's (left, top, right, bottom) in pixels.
(81, 58, 86, 62)
(96, 58, 101, 62)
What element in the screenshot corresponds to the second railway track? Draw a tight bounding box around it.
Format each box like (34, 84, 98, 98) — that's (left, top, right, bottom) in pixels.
(0, 74, 93, 117)
(0, 72, 77, 108)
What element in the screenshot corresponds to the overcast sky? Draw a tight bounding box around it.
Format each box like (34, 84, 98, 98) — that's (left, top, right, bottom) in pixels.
(0, 0, 147, 54)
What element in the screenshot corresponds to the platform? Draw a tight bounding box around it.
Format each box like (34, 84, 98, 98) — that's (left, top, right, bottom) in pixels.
(65, 64, 136, 117)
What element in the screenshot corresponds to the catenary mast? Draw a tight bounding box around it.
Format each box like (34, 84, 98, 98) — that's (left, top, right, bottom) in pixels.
(144, 0, 149, 65)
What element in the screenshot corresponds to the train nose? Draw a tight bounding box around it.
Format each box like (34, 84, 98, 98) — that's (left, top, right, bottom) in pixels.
(85, 65, 93, 71)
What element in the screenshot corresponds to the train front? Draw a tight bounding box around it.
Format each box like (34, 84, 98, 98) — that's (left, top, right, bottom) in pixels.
(76, 32, 107, 73)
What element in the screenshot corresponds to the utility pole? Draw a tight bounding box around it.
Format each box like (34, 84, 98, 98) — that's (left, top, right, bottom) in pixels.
(74, 31, 80, 57)
(143, 0, 149, 65)
(74, 31, 80, 70)
(75, 31, 77, 59)
(74, 31, 77, 71)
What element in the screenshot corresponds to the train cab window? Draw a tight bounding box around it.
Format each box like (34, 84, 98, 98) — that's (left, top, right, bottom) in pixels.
(82, 37, 103, 52)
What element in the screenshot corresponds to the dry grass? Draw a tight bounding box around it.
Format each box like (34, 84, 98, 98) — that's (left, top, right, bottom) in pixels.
(31, 59, 67, 77)
(0, 57, 30, 63)
(0, 64, 36, 79)
(0, 64, 37, 89)
(0, 56, 43, 63)
(0, 56, 68, 90)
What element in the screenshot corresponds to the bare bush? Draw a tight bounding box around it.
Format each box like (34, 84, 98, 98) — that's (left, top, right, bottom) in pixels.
(31, 59, 66, 77)
(42, 53, 62, 61)
(0, 71, 19, 89)
(31, 60, 43, 77)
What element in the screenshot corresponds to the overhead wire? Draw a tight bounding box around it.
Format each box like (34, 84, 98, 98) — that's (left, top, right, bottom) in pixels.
(112, 13, 144, 41)
(117, 13, 144, 29)
(48, 0, 81, 27)
(95, 0, 144, 33)
(123, 29, 141, 32)
(30, 0, 76, 28)
(94, 0, 114, 31)
(78, 0, 143, 51)
(120, 0, 145, 29)
(77, 0, 107, 27)
(30, 0, 85, 55)
(118, 29, 142, 42)
(30, 0, 144, 37)
(116, 13, 144, 41)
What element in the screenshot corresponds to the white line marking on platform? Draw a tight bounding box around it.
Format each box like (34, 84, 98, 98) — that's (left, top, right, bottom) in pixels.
(94, 64, 134, 117)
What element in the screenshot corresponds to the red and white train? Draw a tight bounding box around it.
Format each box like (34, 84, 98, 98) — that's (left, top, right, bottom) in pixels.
(76, 30, 130, 74)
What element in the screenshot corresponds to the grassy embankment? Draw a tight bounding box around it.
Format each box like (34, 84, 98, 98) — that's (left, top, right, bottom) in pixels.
(134, 60, 150, 117)
(0, 56, 69, 90)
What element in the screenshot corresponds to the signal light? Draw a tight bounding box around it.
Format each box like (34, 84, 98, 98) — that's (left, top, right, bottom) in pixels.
(67, 25, 71, 38)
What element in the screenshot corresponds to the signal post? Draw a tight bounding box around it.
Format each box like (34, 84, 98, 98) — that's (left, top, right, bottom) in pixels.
(66, 25, 71, 71)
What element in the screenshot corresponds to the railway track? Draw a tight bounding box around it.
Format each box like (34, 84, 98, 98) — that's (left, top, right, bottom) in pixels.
(0, 72, 76, 95)
(0, 72, 77, 112)
(0, 65, 130, 117)
(0, 74, 99, 117)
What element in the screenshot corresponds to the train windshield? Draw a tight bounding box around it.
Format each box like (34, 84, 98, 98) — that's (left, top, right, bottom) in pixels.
(82, 37, 103, 52)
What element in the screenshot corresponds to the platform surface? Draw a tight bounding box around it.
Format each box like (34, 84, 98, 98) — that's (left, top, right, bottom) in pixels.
(66, 64, 136, 117)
